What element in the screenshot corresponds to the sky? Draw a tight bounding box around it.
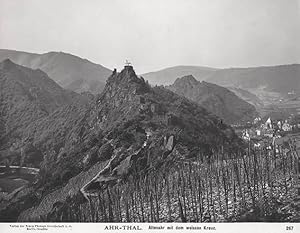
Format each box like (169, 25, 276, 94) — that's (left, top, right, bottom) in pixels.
(0, 0, 299, 73)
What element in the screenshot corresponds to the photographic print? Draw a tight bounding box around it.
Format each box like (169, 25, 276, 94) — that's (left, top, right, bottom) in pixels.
(0, 0, 299, 230)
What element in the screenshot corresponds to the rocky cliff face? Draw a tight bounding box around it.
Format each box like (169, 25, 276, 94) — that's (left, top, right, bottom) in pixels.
(11, 65, 240, 221)
(167, 75, 258, 124)
(80, 66, 238, 192)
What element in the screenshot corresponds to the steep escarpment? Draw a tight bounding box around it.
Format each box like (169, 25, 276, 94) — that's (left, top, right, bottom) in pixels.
(14, 65, 240, 221)
(167, 75, 258, 124)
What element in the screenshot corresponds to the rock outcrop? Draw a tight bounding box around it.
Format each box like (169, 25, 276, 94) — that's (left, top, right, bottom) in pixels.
(167, 75, 258, 124)
(6, 64, 240, 221)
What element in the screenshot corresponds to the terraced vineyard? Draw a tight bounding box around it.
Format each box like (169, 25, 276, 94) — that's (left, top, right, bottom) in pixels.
(40, 138, 300, 222)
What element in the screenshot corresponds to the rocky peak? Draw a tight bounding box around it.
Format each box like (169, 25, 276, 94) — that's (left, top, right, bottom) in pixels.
(168, 75, 258, 124)
(107, 65, 143, 85)
(93, 65, 152, 128)
(173, 75, 199, 88)
(102, 65, 150, 99)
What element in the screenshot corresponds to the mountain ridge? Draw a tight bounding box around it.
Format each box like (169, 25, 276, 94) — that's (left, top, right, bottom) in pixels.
(2, 49, 298, 104)
(0, 59, 88, 167)
(142, 63, 300, 107)
(142, 65, 217, 86)
(167, 75, 258, 124)
(0, 49, 112, 94)
(2, 65, 240, 221)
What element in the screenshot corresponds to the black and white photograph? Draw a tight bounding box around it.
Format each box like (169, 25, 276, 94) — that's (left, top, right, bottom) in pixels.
(0, 0, 299, 231)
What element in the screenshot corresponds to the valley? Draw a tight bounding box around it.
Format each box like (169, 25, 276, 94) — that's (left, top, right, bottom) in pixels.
(0, 55, 298, 224)
(0, 0, 298, 228)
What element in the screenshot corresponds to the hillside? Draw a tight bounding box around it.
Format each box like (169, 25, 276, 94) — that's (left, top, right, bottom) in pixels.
(1, 65, 298, 223)
(2, 65, 240, 221)
(228, 87, 264, 109)
(2, 49, 298, 105)
(0, 49, 112, 94)
(142, 64, 300, 107)
(210, 65, 300, 107)
(206, 64, 300, 94)
(167, 75, 258, 124)
(142, 65, 217, 85)
(0, 59, 87, 168)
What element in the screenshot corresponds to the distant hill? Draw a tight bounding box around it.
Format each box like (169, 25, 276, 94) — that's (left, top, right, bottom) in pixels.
(0, 59, 88, 167)
(142, 64, 300, 106)
(228, 87, 264, 109)
(2, 49, 298, 105)
(206, 64, 300, 94)
(167, 75, 258, 124)
(206, 65, 300, 107)
(141, 65, 217, 85)
(0, 49, 112, 94)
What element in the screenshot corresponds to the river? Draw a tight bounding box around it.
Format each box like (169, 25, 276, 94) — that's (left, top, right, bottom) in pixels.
(0, 165, 39, 193)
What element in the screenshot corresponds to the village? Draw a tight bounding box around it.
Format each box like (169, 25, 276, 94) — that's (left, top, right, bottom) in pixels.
(235, 113, 300, 152)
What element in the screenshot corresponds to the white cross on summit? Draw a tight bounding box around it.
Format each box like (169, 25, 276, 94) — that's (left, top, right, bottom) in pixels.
(125, 60, 131, 66)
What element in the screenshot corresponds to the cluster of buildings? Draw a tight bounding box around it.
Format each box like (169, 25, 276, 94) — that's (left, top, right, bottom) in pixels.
(241, 115, 300, 141)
